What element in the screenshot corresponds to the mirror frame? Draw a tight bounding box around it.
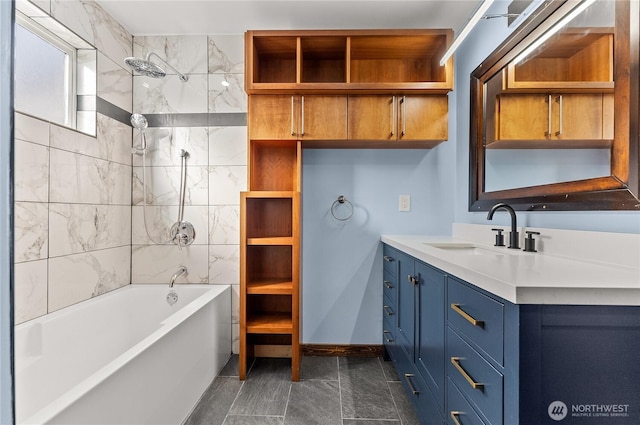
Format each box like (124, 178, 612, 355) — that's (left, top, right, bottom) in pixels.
(469, 0, 639, 211)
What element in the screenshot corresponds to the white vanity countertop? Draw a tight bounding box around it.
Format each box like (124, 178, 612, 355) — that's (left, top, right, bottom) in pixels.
(382, 225, 640, 306)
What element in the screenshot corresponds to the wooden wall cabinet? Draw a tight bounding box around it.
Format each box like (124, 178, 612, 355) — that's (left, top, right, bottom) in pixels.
(489, 93, 613, 149)
(248, 95, 347, 140)
(347, 95, 448, 143)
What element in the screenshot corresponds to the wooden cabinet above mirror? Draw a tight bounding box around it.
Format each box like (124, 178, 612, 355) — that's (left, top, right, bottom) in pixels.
(470, 0, 639, 211)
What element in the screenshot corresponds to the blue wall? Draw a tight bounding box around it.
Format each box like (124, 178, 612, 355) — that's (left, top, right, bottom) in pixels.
(301, 146, 455, 343)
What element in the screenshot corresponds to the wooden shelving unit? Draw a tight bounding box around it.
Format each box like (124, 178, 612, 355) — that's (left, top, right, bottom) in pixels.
(240, 148, 300, 381)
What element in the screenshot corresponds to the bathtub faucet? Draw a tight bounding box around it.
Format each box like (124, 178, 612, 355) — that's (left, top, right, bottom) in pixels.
(169, 266, 187, 288)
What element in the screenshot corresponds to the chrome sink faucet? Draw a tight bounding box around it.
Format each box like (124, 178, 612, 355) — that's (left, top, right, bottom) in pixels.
(169, 266, 187, 288)
(487, 203, 520, 249)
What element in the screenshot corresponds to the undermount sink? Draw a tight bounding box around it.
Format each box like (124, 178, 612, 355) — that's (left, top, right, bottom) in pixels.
(423, 242, 510, 256)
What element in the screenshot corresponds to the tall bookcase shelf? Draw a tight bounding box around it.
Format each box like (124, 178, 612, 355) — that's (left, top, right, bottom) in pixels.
(240, 171, 300, 381)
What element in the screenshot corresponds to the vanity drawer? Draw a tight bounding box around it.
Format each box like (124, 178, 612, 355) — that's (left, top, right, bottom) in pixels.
(383, 244, 398, 275)
(447, 327, 503, 425)
(383, 293, 396, 321)
(447, 378, 487, 425)
(447, 277, 504, 365)
(383, 268, 397, 305)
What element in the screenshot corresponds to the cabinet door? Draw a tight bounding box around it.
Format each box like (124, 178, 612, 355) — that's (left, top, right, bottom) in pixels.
(496, 94, 550, 140)
(554, 94, 606, 140)
(348, 95, 396, 140)
(415, 261, 445, 410)
(396, 251, 416, 361)
(398, 95, 448, 141)
(299, 95, 347, 140)
(249, 95, 297, 140)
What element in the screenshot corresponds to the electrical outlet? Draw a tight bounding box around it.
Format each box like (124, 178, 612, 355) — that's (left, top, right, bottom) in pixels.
(399, 195, 411, 212)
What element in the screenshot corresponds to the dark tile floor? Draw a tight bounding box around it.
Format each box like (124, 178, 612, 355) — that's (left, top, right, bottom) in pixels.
(184, 355, 420, 425)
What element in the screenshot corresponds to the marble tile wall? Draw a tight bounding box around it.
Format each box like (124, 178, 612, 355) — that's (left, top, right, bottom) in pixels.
(131, 35, 247, 353)
(13, 0, 133, 324)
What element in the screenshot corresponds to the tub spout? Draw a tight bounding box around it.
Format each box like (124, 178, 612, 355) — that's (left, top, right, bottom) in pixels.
(169, 266, 187, 288)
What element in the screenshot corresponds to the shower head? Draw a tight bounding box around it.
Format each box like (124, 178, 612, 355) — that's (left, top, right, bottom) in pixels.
(124, 52, 188, 82)
(130, 113, 148, 130)
(125, 57, 166, 79)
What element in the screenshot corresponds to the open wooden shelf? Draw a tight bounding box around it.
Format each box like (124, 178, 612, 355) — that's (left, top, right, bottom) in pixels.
(249, 141, 300, 191)
(247, 280, 293, 295)
(246, 29, 454, 93)
(504, 29, 614, 92)
(246, 313, 293, 334)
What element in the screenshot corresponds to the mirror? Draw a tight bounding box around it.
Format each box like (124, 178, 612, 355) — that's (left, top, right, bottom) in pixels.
(470, 0, 639, 211)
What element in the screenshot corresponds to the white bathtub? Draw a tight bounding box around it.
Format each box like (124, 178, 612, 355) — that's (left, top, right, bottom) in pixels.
(15, 284, 231, 425)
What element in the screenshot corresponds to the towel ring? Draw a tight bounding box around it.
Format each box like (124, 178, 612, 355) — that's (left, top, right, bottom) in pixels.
(331, 195, 353, 221)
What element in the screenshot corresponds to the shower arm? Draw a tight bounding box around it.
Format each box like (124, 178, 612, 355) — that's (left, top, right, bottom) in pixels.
(146, 52, 189, 82)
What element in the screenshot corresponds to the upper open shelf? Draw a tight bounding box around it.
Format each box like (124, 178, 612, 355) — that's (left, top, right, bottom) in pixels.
(245, 30, 454, 94)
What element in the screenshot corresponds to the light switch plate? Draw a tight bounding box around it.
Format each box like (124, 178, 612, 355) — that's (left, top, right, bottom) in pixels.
(399, 195, 411, 212)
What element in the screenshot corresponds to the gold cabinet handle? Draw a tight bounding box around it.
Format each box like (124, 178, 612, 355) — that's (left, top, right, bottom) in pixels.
(450, 411, 463, 425)
(383, 280, 393, 289)
(450, 303, 484, 327)
(404, 373, 419, 395)
(451, 357, 484, 390)
(383, 255, 395, 262)
(383, 305, 394, 316)
(383, 330, 394, 343)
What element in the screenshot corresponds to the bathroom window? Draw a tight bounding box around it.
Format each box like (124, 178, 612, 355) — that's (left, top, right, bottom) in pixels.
(14, 12, 77, 128)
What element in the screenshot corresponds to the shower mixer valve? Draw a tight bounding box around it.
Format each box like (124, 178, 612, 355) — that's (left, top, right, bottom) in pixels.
(170, 221, 196, 249)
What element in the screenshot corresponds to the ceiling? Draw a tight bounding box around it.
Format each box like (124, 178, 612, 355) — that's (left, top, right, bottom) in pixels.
(96, 1, 480, 36)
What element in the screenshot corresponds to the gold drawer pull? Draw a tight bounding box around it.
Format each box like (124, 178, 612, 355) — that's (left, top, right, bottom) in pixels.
(383, 280, 393, 289)
(451, 357, 484, 390)
(404, 373, 419, 395)
(451, 303, 484, 327)
(450, 411, 463, 425)
(383, 330, 394, 343)
(383, 305, 394, 316)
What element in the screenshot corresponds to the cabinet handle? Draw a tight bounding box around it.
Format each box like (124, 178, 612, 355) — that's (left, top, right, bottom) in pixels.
(383, 330, 394, 343)
(301, 95, 305, 136)
(404, 373, 420, 395)
(451, 303, 484, 327)
(407, 275, 418, 286)
(555, 95, 563, 136)
(451, 357, 484, 390)
(390, 96, 395, 137)
(383, 305, 394, 316)
(383, 255, 395, 262)
(450, 411, 463, 425)
(290, 96, 295, 136)
(400, 95, 406, 137)
(383, 280, 393, 289)
(545, 94, 552, 138)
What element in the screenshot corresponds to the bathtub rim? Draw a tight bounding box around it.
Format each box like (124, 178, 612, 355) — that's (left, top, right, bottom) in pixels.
(17, 284, 230, 425)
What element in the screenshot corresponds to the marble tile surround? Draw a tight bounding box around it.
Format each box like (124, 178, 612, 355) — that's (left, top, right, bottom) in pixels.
(14, 20, 246, 355)
(131, 34, 247, 353)
(14, 0, 134, 324)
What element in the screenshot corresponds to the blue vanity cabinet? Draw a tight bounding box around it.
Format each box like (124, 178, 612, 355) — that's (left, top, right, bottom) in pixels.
(383, 243, 640, 425)
(384, 246, 445, 424)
